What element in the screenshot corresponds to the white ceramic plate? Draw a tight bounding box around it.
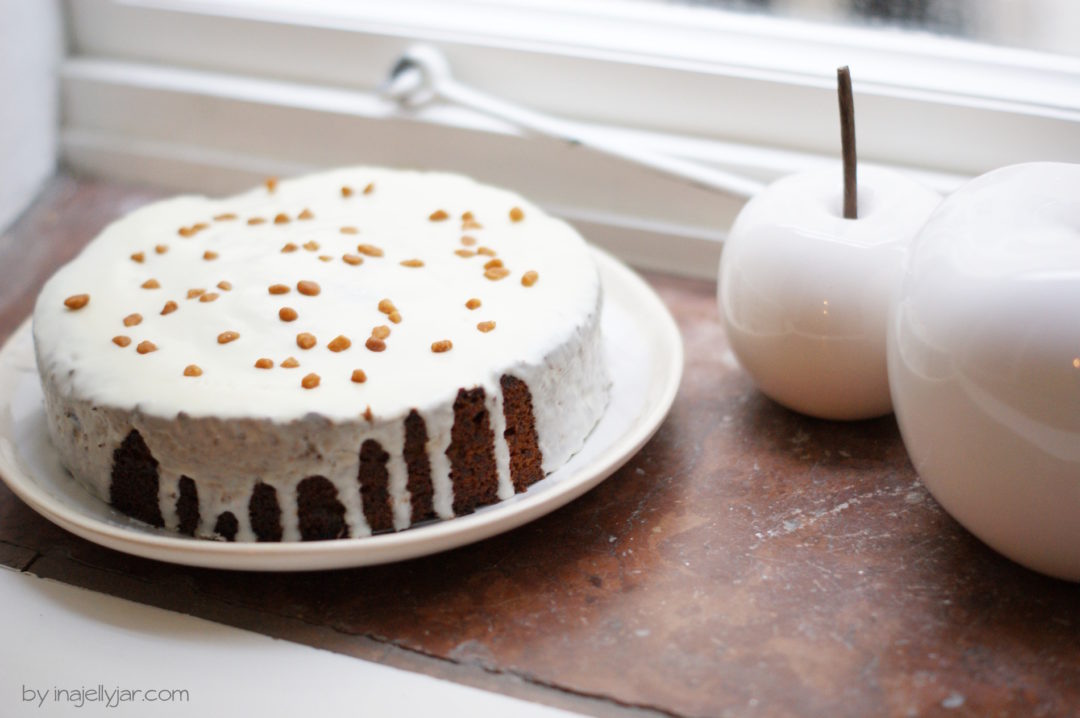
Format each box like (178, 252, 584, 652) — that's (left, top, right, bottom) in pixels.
(0, 248, 682, 571)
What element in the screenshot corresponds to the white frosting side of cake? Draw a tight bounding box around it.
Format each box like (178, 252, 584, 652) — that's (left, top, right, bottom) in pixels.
(34, 167, 611, 540)
(33, 167, 600, 424)
(426, 402, 457, 520)
(489, 389, 514, 501)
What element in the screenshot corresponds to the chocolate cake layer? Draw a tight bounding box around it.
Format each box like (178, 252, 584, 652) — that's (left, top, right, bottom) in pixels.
(297, 475, 348, 541)
(404, 410, 435, 523)
(500, 374, 545, 493)
(176, 475, 199, 536)
(214, 511, 239, 541)
(110, 430, 164, 528)
(359, 439, 393, 532)
(447, 387, 500, 515)
(249, 482, 283, 542)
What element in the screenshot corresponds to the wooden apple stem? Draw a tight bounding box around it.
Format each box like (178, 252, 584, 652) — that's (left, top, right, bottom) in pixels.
(837, 66, 857, 219)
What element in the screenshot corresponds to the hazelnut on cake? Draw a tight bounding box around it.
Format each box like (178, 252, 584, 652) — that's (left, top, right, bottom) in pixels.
(33, 168, 610, 541)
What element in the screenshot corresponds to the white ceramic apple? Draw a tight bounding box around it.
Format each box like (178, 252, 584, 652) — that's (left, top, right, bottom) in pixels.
(718, 165, 940, 420)
(888, 162, 1080, 581)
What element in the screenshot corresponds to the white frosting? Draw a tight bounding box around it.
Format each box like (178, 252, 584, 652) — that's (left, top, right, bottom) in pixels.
(33, 167, 600, 423)
(425, 402, 456, 520)
(488, 389, 515, 501)
(34, 167, 610, 539)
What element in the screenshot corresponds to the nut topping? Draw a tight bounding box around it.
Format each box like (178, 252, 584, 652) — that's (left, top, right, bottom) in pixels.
(327, 335, 352, 352)
(297, 280, 320, 296)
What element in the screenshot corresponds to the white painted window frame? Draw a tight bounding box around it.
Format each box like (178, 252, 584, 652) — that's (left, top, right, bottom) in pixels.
(61, 0, 1080, 277)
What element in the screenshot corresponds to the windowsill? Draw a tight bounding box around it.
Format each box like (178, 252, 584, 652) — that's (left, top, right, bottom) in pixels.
(2, 172, 1077, 718)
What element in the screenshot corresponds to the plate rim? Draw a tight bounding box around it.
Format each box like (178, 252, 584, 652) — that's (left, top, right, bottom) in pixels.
(0, 247, 683, 571)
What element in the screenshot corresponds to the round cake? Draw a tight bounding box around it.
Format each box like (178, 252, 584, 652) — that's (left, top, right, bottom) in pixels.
(33, 167, 609, 541)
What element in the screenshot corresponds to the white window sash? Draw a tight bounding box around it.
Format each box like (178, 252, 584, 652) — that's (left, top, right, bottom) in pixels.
(62, 0, 1080, 277)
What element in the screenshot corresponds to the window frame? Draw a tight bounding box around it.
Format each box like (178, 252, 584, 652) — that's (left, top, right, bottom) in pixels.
(61, 0, 1080, 277)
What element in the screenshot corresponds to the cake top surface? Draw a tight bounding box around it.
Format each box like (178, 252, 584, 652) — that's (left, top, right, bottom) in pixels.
(33, 167, 600, 422)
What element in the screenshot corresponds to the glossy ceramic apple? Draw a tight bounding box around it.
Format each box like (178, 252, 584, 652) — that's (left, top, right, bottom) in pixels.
(888, 162, 1080, 581)
(719, 166, 940, 420)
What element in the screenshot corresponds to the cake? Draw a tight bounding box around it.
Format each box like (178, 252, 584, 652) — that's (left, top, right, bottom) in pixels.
(33, 167, 609, 541)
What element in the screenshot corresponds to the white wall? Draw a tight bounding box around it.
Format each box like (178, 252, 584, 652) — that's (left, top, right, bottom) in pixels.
(0, 0, 62, 233)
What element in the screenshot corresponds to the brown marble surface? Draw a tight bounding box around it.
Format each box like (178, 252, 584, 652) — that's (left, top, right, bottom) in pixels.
(1, 175, 1078, 718)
